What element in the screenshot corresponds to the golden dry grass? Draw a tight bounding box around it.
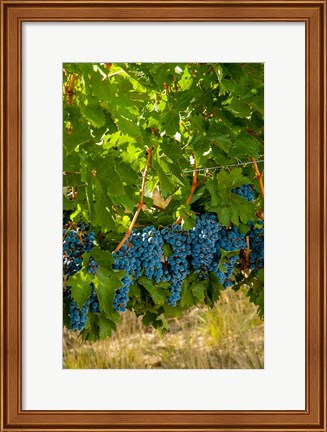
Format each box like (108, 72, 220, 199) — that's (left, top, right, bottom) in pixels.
(63, 287, 264, 369)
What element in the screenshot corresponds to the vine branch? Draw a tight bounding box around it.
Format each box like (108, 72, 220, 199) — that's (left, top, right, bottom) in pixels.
(114, 146, 154, 253)
(250, 157, 264, 199)
(251, 157, 264, 221)
(176, 156, 198, 225)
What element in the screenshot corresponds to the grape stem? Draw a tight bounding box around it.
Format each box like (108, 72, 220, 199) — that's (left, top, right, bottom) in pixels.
(114, 146, 154, 253)
(251, 156, 264, 199)
(176, 156, 198, 225)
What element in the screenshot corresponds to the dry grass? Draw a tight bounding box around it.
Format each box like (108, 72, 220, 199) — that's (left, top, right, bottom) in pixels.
(63, 287, 264, 369)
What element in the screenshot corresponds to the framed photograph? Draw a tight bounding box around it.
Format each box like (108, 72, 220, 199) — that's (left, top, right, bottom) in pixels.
(1, 1, 326, 431)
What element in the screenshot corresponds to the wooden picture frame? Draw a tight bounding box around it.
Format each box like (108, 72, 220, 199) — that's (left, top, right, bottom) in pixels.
(1, 1, 326, 431)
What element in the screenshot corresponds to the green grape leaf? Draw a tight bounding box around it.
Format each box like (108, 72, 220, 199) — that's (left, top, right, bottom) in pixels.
(191, 282, 206, 303)
(138, 276, 168, 305)
(246, 268, 264, 317)
(176, 205, 196, 230)
(180, 288, 195, 308)
(178, 67, 193, 91)
(155, 314, 170, 334)
(128, 282, 141, 301)
(98, 315, 117, 339)
(207, 133, 233, 154)
(80, 99, 106, 128)
(159, 104, 180, 136)
(205, 169, 255, 226)
(207, 272, 224, 303)
(142, 312, 159, 327)
(224, 98, 252, 118)
(93, 267, 122, 314)
(88, 246, 114, 268)
(229, 132, 262, 159)
(63, 112, 91, 155)
(69, 271, 92, 308)
(93, 179, 116, 230)
(156, 164, 177, 198)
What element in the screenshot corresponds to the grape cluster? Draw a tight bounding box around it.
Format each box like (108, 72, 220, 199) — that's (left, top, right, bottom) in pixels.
(131, 226, 164, 282)
(112, 226, 165, 312)
(248, 221, 264, 270)
(189, 217, 246, 288)
(213, 226, 247, 286)
(232, 184, 255, 202)
(69, 299, 88, 331)
(88, 257, 99, 275)
(162, 225, 191, 306)
(63, 217, 100, 331)
(218, 226, 247, 251)
(113, 275, 132, 312)
(216, 255, 239, 286)
(113, 224, 189, 309)
(68, 276, 100, 331)
(190, 213, 221, 273)
(89, 283, 100, 313)
(112, 246, 134, 312)
(63, 222, 95, 277)
(69, 284, 99, 330)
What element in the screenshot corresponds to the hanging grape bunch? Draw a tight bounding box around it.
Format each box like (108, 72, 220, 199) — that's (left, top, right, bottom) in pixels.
(63, 216, 100, 330)
(63, 207, 264, 333)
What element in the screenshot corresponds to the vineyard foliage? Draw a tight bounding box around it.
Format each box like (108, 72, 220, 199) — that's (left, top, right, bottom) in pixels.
(63, 63, 264, 340)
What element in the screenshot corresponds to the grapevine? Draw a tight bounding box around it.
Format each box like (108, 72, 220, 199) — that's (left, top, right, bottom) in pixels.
(63, 62, 264, 339)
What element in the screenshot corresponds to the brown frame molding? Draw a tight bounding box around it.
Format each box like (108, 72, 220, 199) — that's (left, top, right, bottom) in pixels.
(1, 1, 326, 431)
